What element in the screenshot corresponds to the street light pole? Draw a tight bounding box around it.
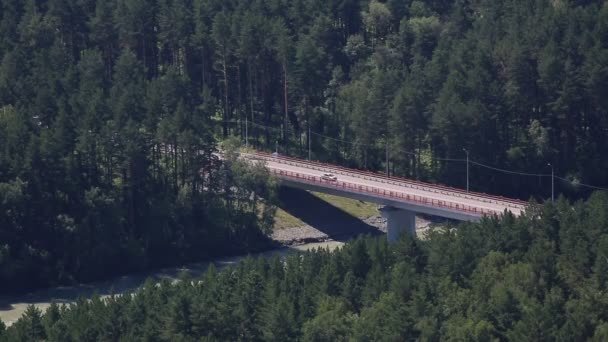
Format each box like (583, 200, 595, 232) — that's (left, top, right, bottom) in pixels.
(463, 148, 469, 192)
(308, 126, 311, 160)
(548, 163, 554, 202)
(386, 136, 389, 176)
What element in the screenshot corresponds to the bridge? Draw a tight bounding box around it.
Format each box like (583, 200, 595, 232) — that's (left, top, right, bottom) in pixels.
(242, 152, 528, 242)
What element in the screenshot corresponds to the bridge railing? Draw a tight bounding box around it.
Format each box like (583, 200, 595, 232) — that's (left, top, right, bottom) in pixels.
(273, 169, 506, 217)
(248, 152, 526, 210)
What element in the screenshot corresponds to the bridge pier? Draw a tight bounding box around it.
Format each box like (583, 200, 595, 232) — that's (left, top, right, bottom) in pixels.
(380, 206, 416, 243)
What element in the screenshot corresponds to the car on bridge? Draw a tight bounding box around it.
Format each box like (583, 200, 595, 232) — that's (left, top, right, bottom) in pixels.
(321, 173, 337, 182)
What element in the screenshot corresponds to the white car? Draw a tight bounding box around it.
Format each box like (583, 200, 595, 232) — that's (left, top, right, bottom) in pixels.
(321, 173, 337, 182)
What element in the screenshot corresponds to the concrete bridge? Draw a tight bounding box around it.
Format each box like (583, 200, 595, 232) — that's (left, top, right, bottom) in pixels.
(243, 152, 528, 242)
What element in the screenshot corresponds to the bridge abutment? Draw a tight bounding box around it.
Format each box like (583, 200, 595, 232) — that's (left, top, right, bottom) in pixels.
(380, 206, 416, 243)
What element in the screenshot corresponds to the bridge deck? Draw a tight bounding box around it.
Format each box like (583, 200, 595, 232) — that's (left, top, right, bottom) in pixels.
(244, 152, 527, 219)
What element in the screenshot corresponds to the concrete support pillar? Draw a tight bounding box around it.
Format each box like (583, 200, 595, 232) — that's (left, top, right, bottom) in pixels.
(380, 206, 416, 243)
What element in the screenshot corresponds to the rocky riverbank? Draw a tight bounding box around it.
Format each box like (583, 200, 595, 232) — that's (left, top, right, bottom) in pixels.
(271, 214, 441, 245)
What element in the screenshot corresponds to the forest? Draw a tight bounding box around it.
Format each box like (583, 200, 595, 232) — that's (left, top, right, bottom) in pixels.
(0, 0, 607, 302)
(2, 193, 608, 341)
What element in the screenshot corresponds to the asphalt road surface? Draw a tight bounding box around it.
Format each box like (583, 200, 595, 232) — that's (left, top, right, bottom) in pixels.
(256, 155, 527, 217)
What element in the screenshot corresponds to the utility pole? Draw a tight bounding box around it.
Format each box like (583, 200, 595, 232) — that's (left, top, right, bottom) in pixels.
(463, 148, 469, 192)
(245, 115, 248, 149)
(385, 136, 389, 176)
(275, 140, 278, 155)
(548, 163, 554, 202)
(308, 126, 311, 160)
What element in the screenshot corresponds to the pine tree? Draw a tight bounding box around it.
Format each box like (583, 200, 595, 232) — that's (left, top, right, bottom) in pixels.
(212, 11, 232, 137)
(21, 305, 45, 341)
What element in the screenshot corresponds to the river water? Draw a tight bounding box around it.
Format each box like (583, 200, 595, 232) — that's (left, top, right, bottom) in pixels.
(0, 241, 345, 327)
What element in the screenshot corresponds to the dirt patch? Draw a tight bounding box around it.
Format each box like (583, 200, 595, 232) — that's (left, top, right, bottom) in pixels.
(271, 214, 386, 246)
(271, 225, 331, 245)
(271, 214, 443, 245)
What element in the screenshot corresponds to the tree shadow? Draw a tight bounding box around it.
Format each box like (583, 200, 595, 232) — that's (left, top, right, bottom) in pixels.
(277, 187, 383, 241)
(0, 189, 380, 323)
(0, 249, 282, 320)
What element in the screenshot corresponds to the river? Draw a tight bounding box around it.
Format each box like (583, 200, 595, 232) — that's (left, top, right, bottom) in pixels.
(0, 241, 345, 327)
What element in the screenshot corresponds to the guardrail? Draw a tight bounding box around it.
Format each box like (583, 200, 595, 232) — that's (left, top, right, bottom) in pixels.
(273, 169, 503, 217)
(245, 152, 527, 210)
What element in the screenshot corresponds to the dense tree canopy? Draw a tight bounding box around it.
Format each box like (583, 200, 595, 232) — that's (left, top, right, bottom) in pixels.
(2, 0, 605, 201)
(3, 194, 608, 341)
(0, 0, 607, 297)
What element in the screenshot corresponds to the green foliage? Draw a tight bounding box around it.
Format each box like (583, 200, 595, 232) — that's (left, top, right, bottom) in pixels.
(1, 0, 608, 337)
(0, 0, 281, 292)
(11, 305, 45, 341)
(301, 297, 355, 342)
(4, 196, 607, 340)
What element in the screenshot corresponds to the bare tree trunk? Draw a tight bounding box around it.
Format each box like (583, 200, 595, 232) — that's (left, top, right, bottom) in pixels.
(283, 61, 289, 152)
(201, 48, 206, 87)
(180, 147, 186, 187)
(248, 61, 255, 148)
(237, 64, 242, 138)
(416, 132, 422, 179)
(142, 34, 146, 75)
(174, 142, 178, 192)
(253, 66, 260, 147)
(106, 44, 113, 79)
(222, 53, 229, 137)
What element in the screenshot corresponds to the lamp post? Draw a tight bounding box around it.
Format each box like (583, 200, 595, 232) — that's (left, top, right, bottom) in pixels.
(548, 163, 554, 202)
(463, 148, 469, 192)
(386, 136, 389, 176)
(381, 134, 389, 176)
(308, 125, 311, 161)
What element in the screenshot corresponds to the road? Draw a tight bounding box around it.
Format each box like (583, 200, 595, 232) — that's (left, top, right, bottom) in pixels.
(245, 153, 527, 218)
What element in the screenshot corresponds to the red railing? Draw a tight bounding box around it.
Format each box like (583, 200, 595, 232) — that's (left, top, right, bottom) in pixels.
(250, 152, 526, 209)
(273, 169, 505, 217)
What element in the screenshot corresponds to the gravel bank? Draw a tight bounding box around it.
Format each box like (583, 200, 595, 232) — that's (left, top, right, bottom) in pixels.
(0, 241, 346, 327)
(271, 214, 441, 245)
